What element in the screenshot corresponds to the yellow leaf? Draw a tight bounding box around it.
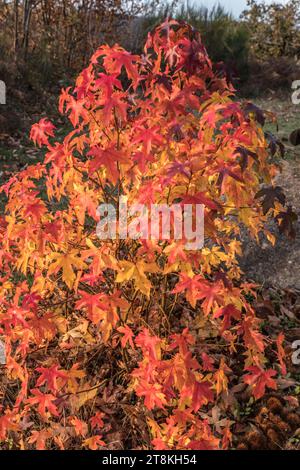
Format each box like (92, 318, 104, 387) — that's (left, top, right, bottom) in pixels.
(116, 261, 136, 283)
(266, 231, 276, 246)
(116, 261, 160, 298)
(48, 250, 87, 289)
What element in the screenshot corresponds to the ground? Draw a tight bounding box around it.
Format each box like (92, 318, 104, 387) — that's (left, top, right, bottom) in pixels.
(240, 97, 300, 289)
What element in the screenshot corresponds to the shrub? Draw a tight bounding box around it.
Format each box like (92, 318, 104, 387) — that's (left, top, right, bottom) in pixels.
(242, 0, 300, 60)
(0, 21, 290, 450)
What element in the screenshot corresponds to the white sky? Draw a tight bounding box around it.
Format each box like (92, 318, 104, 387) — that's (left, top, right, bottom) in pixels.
(189, 0, 290, 17)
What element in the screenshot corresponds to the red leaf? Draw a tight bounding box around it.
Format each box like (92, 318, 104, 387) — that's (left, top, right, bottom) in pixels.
(30, 118, 55, 147)
(213, 304, 241, 332)
(88, 145, 128, 184)
(36, 365, 68, 393)
(135, 381, 167, 410)
(244, 367, 277, 400)
(27, 389, 59, 419)
(192, 381, 214, 412)
(90, 412, 105, 431)
(135, 328, 162, 360)
(117, 325, 135, 349)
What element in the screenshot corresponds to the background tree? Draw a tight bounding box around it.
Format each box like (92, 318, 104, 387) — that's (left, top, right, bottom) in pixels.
(242, 0, 300, 60)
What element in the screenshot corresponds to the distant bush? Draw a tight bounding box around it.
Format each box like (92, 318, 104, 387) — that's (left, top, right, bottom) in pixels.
(242, 56, 300, 97)
(238, 0, 300, 95)
(242, 0, 300, 60)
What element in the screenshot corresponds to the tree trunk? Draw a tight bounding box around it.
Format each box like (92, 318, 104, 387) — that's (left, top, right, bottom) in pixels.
(22, 0, 33, 60)
(14, 0, 19, 55)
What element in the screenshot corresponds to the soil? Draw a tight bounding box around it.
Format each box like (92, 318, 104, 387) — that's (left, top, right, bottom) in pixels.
(237, 96, 300, 288)
(241, 158, 300, 289)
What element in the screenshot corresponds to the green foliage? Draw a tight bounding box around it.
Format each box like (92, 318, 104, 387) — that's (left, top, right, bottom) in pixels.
(242, 0, 300, 60)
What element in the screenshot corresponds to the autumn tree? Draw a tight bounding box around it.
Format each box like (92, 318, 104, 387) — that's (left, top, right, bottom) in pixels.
(0, 20, 292, 450)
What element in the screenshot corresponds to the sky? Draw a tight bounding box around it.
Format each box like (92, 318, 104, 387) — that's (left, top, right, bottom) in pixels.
(190, 0, 290, 17)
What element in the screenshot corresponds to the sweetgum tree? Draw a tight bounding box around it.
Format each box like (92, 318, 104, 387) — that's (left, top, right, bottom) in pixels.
(0, 21, 291, 450)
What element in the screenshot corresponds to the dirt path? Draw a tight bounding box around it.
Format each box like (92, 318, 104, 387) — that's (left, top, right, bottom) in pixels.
(241, 157, 300, 289)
